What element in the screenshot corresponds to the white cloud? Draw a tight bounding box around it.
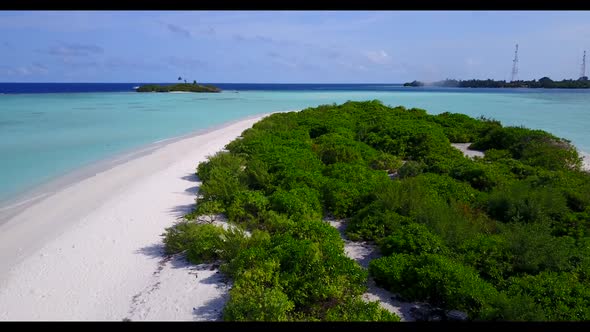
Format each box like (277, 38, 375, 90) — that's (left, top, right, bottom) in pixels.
(466, 58, 481, 66)
(365, 50, 392, 65)
(3, 63, 49, 76)
(45, 43, 104, 57)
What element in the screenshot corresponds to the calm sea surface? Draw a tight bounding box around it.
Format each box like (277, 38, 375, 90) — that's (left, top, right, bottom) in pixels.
(1, 83, 589, 204)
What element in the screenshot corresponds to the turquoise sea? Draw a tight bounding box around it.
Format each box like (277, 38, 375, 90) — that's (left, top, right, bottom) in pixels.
(1, 86, 589, 206)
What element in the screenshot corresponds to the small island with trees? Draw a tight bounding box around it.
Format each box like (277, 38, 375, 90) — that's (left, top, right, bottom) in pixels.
(136, 76, 221, 93)
(404, 76, 590, 89)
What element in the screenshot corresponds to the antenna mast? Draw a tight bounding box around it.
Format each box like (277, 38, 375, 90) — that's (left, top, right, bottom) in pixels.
(510, 44, 519, 82)
(581, 50, 586, 79)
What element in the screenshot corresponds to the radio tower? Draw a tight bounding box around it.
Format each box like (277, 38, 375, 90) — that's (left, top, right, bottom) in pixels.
(580, 50, 586, 79)
(510, 44, 519, 82)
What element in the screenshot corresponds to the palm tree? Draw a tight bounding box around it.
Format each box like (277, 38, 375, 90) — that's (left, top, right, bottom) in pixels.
(178, 76, 182, 82)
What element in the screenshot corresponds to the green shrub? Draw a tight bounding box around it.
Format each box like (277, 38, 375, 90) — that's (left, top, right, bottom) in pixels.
(322, 163, 390, 218)
(503, 272, 590, 321)
(487, 182, 568, 224)
(398, 161, 425, 178)
(244, 159, 274, 192)
(197, 151, 245, 182)
(162, 222, 224, 264)
(369, 254, 416, 292)
(223, 284, 294, 321)
(369, 152, 403, 172)
(471, 126, 582, 171)
(347, 201, 412, 241)
(216, 226, 252, 261)
(269, 187, 322, 221)
(412, 254, 498, 315)
(432, 112, 488, 143)
(271, 234, 367, 308)
(480, 292, 547, 321)
(313, 133, 364, 165)
(324, 297, 401, 321)
(500, 221, 577, 275)
(199, 167, 247, 205)
(371, 254, 498, 316)
(226, 190, 269, 224)
(379, 223, 448, 256)
(170, 100, 590, 321)
(458, 234, 514, 283)
(191, 199, 224, 221)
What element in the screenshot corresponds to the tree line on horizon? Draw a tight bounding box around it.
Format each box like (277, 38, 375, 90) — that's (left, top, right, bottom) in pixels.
(404, 76, 590, 88)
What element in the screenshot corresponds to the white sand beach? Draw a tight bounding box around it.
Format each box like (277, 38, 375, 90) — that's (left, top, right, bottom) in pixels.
(1, 112, 588, 321)
(582, 151, 590, 172)
(0, 115, 268, 321)
(450, 143, 485, 159)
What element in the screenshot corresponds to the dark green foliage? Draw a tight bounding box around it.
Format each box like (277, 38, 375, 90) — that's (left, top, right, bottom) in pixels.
(398, 160, 425, 178)
(487, 182, 568, 224)
(362, 119, 450, 161)
(324, 297, 400, 321)
(480, 293, 547, 321)
(412, 254, 499, 314)
(198, 167, 247, 205)
(226, 190, 269, 224)
(449, 159, 509, 191)
(458, 234, 514, 283)
(415, 173, 485, 205)
(370, 254, 498, 316)
(243, 159, 274, 192)
(369, 254, 416, 292)
(379, 223, 448, 256)
(346, 200, 413, 241)
(197, 151, 245, 183)
(322, 163, 390, 218)
(162, 222, 224, 263)
(472, 126, 582, 171)
(500, 221, 577, 275)
(223, 284, 294, 321)
(432, 112, 488, 143)
(503, 272, 590, 320)
(269, 187, 322, 221)
(136, 83, 220, 92)
(369, 152, 403, 172)
(270, 234, 367, 309)
(313, 133, 370, 165)
(196, 152, 247, 206)
(162, 100, 590, 321)
(404, 77, 590, 89)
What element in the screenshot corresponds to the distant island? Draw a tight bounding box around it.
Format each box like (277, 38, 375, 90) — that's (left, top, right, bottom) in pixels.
(404, 76, 590, 89)
(137, 77, 220, 93)
(136, 83, 221, 93)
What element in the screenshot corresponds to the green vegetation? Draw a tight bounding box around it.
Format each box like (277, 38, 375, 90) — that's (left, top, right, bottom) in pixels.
(136, 82, 220, 93)
(162, 100, 589, 321)
(404, 77, 590, 89)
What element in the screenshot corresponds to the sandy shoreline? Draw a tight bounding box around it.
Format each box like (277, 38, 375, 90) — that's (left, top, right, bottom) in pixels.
(1, 111, 588, 321)
(0, 112, 275, 225)
(0, 114, 272, 321)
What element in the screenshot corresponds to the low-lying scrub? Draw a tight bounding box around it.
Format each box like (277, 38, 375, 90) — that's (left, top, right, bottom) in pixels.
(162, 100, 589, 321)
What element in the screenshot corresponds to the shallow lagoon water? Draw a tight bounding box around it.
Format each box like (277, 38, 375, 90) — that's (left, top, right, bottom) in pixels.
(1, 88, 589, 203)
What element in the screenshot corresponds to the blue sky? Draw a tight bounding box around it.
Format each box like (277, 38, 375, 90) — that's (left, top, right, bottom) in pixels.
(1, 11, 589, 83)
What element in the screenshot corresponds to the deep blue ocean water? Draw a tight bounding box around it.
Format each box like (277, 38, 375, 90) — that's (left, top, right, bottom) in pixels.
(2, 82, 580, 94)
(1, 83, 589, 205)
